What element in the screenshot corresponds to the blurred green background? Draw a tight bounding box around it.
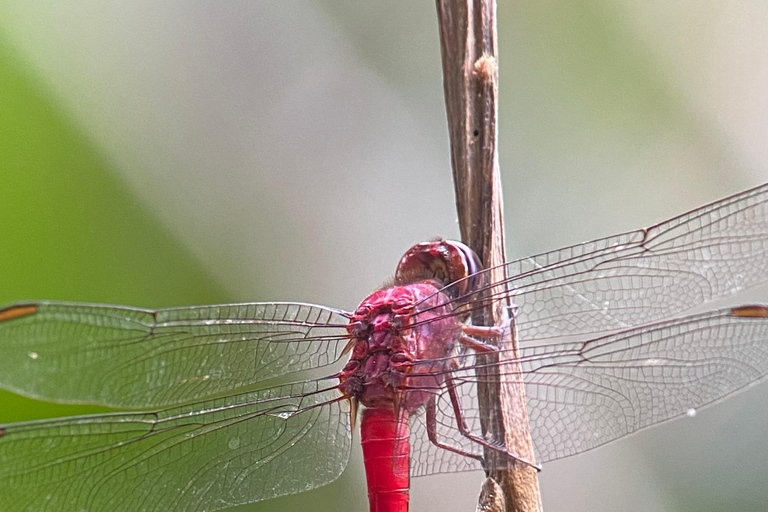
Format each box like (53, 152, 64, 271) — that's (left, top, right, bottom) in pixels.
(0, 1, 767, 511)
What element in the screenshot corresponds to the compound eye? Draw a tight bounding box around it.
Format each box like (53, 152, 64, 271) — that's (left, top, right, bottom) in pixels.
(441, 240, 487, 299)
(449, 240, 482, 279)
(394, 240, 484, 297)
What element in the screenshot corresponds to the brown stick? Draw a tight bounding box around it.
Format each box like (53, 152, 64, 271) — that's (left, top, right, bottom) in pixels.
(435, 1, 542, 511)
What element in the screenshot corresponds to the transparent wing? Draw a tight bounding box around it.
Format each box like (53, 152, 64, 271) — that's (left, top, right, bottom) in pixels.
(434, 182, 768, 342)
(510, 183, 768, 341)
(0, 302, 351, 407)
(523, 305, 768, 462)
(0, 379, 351, 512)
(409, 306, 768, 474)
(408, 378, 484, 477)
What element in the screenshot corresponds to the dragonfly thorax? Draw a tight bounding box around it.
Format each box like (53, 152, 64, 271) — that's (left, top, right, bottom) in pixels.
(338, 282, 462, 412)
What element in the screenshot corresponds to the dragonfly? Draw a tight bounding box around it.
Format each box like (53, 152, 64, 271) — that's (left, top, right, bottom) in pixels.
(2, 182, 768, 512)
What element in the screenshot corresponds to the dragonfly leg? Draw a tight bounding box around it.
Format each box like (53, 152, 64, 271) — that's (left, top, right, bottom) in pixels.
(459, 331, 500, 354)
(461, 324, 504, 339)
(425, 395, 484, 463)
(461, 313, 517, 352)
(444, 374, 541, 471)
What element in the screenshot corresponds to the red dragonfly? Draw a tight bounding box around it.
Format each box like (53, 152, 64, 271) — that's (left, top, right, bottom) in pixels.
(2, 183, 768, 512)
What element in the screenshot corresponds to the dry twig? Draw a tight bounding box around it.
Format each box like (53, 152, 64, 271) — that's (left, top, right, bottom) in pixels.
(435, 1, 542, 510)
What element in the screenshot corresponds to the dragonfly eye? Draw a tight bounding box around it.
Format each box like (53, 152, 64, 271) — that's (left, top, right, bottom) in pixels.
(394, 240, 484, 297)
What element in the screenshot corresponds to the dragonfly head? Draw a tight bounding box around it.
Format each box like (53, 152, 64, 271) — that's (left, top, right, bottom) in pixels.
(394, 239, 484, 300)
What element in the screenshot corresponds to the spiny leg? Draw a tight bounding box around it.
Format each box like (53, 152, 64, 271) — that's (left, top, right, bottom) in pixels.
(444, 373, 541, 471)
(425, 395, 484, 463)
(460, 324, 506, 353)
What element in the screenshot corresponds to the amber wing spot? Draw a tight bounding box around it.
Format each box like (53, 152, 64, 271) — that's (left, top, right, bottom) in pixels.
(0, 304, 38, 322)
(0, 428, 5, 437)
(730, 305, 768, 318)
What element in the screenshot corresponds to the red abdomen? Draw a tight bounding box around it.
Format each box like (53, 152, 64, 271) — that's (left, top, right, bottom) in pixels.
(361, 408, 410, 512)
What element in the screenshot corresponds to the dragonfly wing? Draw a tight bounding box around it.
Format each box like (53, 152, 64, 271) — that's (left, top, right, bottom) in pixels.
(474, 182, 768, 342)
(520, 305, 768, 462)
(409, 305, 768, 473)
(0, 301, 351, 407)
(408, 374, 485, 477)
(0, 378, 351, 512)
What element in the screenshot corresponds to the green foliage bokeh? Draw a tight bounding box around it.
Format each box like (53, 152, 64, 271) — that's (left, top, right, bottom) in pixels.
(0, 38, 229, 422)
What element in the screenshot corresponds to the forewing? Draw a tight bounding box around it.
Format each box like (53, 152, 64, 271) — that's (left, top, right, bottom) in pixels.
(432, 182, 768, 342)
(508, 183, 768, 341)
(0, 379, 351, 512)
(0, 302, 351, 407)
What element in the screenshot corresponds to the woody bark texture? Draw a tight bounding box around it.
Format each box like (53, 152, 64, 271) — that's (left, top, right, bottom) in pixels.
(435, 1, 542, 511)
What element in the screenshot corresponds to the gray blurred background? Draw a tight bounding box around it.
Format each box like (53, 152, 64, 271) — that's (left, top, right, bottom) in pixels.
(0, 1, 767, 511)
